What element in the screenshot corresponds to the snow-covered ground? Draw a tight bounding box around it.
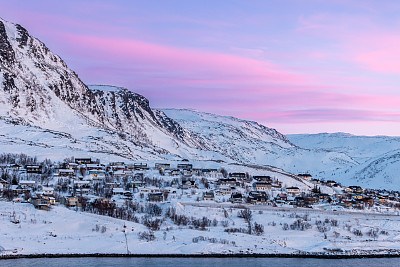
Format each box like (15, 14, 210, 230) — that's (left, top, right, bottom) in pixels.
(2, 200, 400, 256)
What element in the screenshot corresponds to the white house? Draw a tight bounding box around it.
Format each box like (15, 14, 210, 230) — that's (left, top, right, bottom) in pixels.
(41, 187, 54, 196)
(286, 186, 300, 195)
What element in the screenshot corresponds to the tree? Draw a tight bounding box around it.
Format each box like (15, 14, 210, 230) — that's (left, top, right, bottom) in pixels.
(220, 168, 228, 178)
(238, 209, 252, 223)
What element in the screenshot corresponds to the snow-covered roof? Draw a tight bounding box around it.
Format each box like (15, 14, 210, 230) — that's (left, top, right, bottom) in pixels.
(20, 180, 36, 184)
(42, 187, 54, 191)
(112, 188, 125, 193)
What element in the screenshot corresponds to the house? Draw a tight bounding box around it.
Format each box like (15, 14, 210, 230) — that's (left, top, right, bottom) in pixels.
(248, 191, 268, 204)
(65, 162, 79, 170)
(66, 196, 79, 207)
(182, 170, 193, 177)
(286, 186, 300, 195)
(229, 173, 246, 179)
(345, 186, 363, 194)
(86, 164, 104, 171)
(319, 193, 331, 201)
(202, 169, 219, 176)
(43, 196, 57, 205)
(218, 178, 237, 187)
(112, 188, 125, 195)
(271, 183, 282, 190)
(134, 163, 148, 170)
(19, 180, 36, 189)
(203, 191, 215, 201)
(155, 163, 171, 170)
(139, 187, 161, 194)
(253, 176, 272, 182)
(219, 185, 232, 195)
(294, 196, 306, 207)
(31, 197, 51, 211)
(113, 170, 127, 178)
(74, 180, 90, 188)
(109, 162, 125, 170)
(11, 185, 25, 195)
(362, 196, 374, 205)
(304, 196, 319, 205)
(75, 158, 93, 164)
(326, 180, 337, 187)
(111, 165, 126, 172)
(230, 193, 243, 203)
(163, 169, 181, 176)
(89, 169, 106, 180)
(148, 192, 163, 202)
(192, 168, 203, 176)
(0, 163, 22, 171)
(274, 193, 286, 202)
(26, 165, 42, 174)
(298, 174, 312, 181)
(181, 180, 196, 189)
(177, 163, 193, 171)
(253, 182, 271, 191)
(58, 169, 75, 177)
(41, 187, 54, 196)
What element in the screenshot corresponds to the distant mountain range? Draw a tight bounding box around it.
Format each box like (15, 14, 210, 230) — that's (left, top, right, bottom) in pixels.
(1, 17, 399, 189)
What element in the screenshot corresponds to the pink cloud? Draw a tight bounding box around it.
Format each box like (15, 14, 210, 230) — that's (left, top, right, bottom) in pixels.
(63, 33, 310, 87)
(353, 34, 400, 74)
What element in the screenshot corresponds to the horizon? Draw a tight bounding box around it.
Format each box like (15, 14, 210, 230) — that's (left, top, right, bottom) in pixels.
(2, 0, 400, 136)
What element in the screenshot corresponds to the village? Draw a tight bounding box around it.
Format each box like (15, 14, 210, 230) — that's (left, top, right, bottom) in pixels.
(1, 155, 399, 216)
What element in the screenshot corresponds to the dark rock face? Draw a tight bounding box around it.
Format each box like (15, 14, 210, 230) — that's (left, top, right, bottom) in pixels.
(89, 87, 198, 146)
(0, 21, 15, 66)
(15, 24, 28, 48)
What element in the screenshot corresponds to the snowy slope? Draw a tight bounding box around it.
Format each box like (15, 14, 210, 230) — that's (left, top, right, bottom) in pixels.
(288, 133, 400, 163)
(2, 201, 400, 256)
(162, 109, 357, 176)
(326, 149, 400, 190)
(288, 133, 400, 190)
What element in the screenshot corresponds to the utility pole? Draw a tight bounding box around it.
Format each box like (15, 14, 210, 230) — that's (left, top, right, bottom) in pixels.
(123, 223, 130, 254)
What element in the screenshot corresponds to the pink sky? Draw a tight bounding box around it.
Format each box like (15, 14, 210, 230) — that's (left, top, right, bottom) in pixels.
(2, 0, 400, 136)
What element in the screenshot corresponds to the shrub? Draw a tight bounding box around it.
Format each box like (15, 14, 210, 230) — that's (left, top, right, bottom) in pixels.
(254, 222, 264, 236)
(138, 231, 156, 241)
(353, 229, 363, 237)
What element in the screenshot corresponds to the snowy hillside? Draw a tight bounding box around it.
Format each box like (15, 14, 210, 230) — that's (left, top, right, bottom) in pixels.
(288, 133, 400, 190)
(162, 109, 357, 176)
(288, 133, 400, 163)
(2, 201, 400, 256)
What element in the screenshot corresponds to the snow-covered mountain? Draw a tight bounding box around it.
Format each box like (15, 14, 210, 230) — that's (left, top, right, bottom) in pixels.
(1, 17, 400, 190)
(288, 133, 400, 189)
(162, 109, 357, 174)
(0, 17, 215, 161)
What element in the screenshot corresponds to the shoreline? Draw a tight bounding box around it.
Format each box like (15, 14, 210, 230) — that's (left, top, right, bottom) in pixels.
(2, 253, 400, 260)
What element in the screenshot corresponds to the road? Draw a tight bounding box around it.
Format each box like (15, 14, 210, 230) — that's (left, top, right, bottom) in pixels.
(179, 201, 400, 219)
